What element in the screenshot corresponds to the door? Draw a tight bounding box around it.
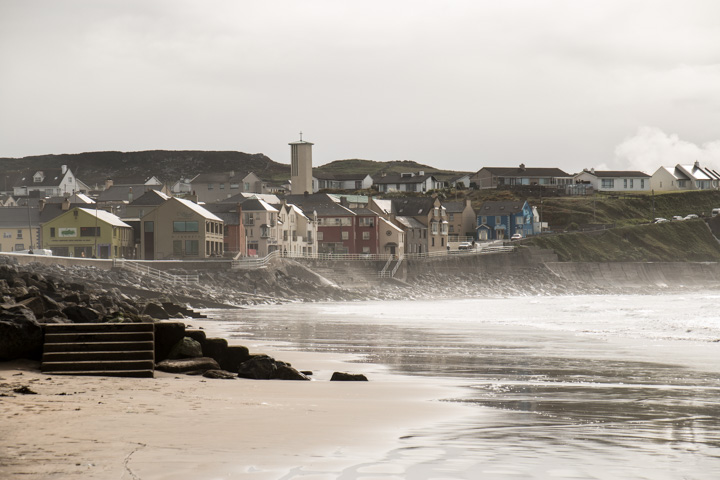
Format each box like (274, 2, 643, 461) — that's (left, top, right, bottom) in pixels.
(144, 221, 155, 260)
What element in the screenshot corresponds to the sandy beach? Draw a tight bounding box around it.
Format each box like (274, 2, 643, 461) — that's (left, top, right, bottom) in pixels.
(0, 320, 472, 480)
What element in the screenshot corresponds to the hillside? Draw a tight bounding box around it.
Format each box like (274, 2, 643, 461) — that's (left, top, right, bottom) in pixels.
(523, 220, 720, 262)
(0, 151, 290, 187)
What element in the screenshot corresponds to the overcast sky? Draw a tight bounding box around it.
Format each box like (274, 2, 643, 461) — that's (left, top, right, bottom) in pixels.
(2, 1, 720, 174)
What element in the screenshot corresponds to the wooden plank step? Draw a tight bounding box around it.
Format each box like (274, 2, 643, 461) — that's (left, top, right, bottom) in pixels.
(44, 332, 154, 344)
(42, 351, 154, 362)
(41, 359, 155, 373)
(44, 322, 154, 333)
(46, 370, 154, 378)
(43, 341, 155, 353)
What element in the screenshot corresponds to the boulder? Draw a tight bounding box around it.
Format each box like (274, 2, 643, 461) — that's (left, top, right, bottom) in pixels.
(330, 372, 368, 381)
(219, 345, 251, 373)
(154, 321, 186, 362)
(15, 296, 46, 318)
(0, 313, 43, 360)
(62, 305, 100, 323)
(156, 357, 221, 374)
(143, 303, 170, 320)
(168, 337, 203, 359)
(201, 337, 228, 362)
(185, 329, 207, 344)
(237, 355, 309, 381)
(202, 369, 237, 380)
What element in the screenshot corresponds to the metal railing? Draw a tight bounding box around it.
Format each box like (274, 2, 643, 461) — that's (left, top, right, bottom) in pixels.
(113, 259, 199, 283)
(231, 250, 281, 269)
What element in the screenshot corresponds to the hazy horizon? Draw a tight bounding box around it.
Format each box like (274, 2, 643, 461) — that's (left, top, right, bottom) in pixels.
(2, 1, 720, 174)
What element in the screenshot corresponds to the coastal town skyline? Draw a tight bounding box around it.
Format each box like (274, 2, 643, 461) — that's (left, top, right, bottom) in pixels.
(2, 1, 720, 174)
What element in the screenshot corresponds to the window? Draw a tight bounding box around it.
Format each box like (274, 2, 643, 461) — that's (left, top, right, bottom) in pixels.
(431, 222, 438, 235)
(601, 179, 615, 189)
(173, 221, 199, 232)
(449, 225, 454, 233)
(495, 216, 501, 224)
(341, 231, 349, 240)
(208, 183, 214, 190)
(261, 226, 270, 238)
(243, 182, 250, 191)
(80, 227, 100, 237)
(481, 216, 487, 224)
(362, 246, 370, 253)
(173, 240, 182, 255)
(630, 179, 634, 189)
(624, 179, 627, 189)
(362, 231, 370, 240)
(185, 240, 199, 255)
(641, 179, 645, 188)
(16, 230, 22, 239)
(144, 221, 154, 233)
(220, 183, 225, 189)
(432, 237, 435, 246)
(283, 230, 288, 241)
(50, 228, 55, 238)
(441, 223, 448, 234)
(317, 231, 323, 241)
(434, 207, 439, 217)
(243, 213, 254, 226)
(230, 183, 239, 189)
(448, 213, 454, 221)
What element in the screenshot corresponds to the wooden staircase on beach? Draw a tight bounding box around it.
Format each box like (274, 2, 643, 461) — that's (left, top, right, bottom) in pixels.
(41, 323, 155, 378)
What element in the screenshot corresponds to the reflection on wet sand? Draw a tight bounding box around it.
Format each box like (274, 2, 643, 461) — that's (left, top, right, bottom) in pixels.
(216, 294, 720, 479)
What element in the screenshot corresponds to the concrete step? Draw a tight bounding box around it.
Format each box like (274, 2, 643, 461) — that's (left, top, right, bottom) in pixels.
(44, 331, 155, 344)
(43, 341, 156, 353)
(45, 370, 155, 378)
(41, 322, 156, 378)
(41, 359, 155, 373)
(44, 322, 154, 333)
(42, 350, 155, 362)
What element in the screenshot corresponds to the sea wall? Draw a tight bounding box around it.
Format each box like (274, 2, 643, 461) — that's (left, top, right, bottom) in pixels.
(545, 261, 720, 287)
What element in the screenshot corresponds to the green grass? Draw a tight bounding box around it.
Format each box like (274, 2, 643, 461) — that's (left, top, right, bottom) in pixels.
(524, 220, 720, 262)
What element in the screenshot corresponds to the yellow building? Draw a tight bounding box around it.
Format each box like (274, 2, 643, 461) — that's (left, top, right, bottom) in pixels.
(42, 207, 134, 258)
(0, 207, 40, 252)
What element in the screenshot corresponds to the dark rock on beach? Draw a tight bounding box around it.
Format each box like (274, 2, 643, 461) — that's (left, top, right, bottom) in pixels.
(331, 372, 369, 381)
(237, 355, 309, 381)
(156, 357, 221, 374)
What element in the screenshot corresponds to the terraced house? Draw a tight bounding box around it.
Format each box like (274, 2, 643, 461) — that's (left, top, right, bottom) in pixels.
(140, 197, 223, 260)
(476, 200, 534, 240)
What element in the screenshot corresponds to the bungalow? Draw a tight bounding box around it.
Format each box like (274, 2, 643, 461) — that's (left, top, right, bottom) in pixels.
(314, 173, 373, 191)
(140, 197, 224, 260)
(574, 169, 651, 192)
(42, 207, 134, 258)
(373, 171, 440, 193)
(651, 161, 720, 191)
(471, 165, 572, 189)
(476, 200, 534, 241)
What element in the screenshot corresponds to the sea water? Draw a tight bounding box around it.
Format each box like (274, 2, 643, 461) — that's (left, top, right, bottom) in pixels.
(207, 293, 720, 479)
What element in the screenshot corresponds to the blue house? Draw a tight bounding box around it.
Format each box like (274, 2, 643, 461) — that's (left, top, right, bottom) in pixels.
(476, 200, 534, 240)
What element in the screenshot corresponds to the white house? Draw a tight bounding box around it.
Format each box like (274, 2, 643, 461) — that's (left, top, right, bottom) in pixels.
(574, 169, 651, 192)
(651, 162, 720, 191)
(12, 165, 81, 197)
(373, 172, 439, 193)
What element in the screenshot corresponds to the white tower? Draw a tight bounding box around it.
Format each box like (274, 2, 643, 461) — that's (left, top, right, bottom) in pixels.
(289, 133, 313, 195)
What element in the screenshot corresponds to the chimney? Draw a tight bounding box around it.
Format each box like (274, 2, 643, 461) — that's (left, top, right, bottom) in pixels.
(61, 165, 68, 174)
(340, 196, 349, 207)
(694, 160, 700, 168)
(128, 187, 133, 203)
(105, 178, 113, 190)
(229, 170, 235, 178)
(519, 163, 526, 171)
(38, 199, 46, 212)
(62, 198, 70, 211)
(418, 171, 424, 176)
(590, 168, 595, 174)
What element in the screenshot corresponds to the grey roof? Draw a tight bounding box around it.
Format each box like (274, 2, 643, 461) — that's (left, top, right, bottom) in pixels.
(98, 184, 163, 202)
(283, 193, 354, 216)
(12, 168, 66, 187)
(351, 207, 377, 216)
(190, 172, 246, 184)
(128, 190, 170, 206)
(582, 170, 651, 178)
(392, 197, 436, 216)
(479, 166, 571, 177)
(395, 216, 426, 230)
(238, 198, 278, 213)
(442, 201, 467, 213)
(478, 201, 528, 215)
(0, 207, 41, 226)
(314, 172, 370, 181)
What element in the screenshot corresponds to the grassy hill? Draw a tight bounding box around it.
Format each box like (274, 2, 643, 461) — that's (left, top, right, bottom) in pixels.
(523, 220, 720, 262)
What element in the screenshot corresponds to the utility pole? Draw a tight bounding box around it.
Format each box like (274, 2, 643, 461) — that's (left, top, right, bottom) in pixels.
(652, 189, 655, 219)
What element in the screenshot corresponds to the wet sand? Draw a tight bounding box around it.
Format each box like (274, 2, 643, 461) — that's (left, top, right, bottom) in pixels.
(0, 322, 472, 480)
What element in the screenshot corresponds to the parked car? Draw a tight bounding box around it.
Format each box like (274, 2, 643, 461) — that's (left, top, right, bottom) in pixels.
(684, 214, 699, 220)
(510, 233, 523, 241)
(712, 208, 720, 217)
(672, 216, 684, 221)
(13, 249, 53, 255)
(653, 218, 669, 223)
(457, 242, 473, 250)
